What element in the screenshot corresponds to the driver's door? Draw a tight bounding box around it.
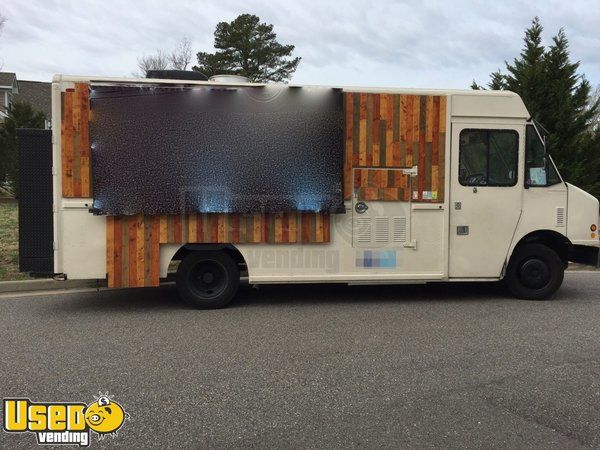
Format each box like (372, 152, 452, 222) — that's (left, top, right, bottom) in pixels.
(449, 124, 524, 278)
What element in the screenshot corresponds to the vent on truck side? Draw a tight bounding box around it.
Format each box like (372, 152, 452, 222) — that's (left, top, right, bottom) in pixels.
(356, 217, 372, 243)
(392, 216, 407, 243)
(374, 217, 389, 243)
(556, 207, 565, 227)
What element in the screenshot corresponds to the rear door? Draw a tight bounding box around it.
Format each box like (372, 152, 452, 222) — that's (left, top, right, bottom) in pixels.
(449, 124, 524, 277)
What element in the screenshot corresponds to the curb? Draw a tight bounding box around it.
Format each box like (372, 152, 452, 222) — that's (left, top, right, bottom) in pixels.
(0, 268, 595, 295)
(0, 279, 107, 294)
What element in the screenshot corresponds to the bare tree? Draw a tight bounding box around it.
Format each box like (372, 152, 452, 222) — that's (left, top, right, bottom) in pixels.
(135, 37, 194, 76)
(169, 37, 192, 70)
(137, 50, 170, 77)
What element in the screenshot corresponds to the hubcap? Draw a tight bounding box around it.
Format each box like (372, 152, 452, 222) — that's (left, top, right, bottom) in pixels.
(518, 258, 551, 289)
(202, 272, 215, 284)
(189, 261, 227, 299)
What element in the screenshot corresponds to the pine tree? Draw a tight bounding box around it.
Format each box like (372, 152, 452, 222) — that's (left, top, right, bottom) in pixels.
(573, 130, 600, 198)
(503, 17, 547, 119)
(472, 17, 600, 197)
(193, 14, 301, 82)
(0, 101, 46, 197)
(540, 29, 597, 182)
(470, 80, 482, 90)
(488, 71, 506, 90)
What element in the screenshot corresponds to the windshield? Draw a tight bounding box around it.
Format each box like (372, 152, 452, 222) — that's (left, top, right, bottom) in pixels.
(525, 123, 562, 187)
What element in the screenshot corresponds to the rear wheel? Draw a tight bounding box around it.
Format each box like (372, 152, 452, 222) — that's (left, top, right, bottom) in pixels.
(505, 243, 564, 300)
(176, 251, 239, 309)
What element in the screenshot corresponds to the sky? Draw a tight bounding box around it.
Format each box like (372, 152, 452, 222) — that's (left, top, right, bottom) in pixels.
(0, 0, 599, 89)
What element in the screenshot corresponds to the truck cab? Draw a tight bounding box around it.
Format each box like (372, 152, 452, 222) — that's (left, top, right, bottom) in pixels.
(449, 94, 598, 299)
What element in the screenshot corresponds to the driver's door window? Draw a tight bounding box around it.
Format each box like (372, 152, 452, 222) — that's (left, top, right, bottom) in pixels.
(459, 129, 518, 186)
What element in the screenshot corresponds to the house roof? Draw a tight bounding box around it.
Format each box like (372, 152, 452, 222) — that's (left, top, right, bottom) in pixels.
(0, 72, 17, 88)
(14, 80, 52, 118)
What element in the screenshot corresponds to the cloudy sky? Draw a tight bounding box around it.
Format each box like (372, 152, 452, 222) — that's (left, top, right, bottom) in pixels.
(0, 0, 598, 89)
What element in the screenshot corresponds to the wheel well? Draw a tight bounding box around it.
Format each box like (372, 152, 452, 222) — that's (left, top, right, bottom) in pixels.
(511, 230, 571, 266)
(170, 244, 247, 275)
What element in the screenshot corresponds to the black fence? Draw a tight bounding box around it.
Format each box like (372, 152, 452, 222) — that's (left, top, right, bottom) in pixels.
(17, 128, 54, 275)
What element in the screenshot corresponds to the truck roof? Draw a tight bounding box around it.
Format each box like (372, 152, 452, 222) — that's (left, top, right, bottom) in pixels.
(52, 74, 530, 119)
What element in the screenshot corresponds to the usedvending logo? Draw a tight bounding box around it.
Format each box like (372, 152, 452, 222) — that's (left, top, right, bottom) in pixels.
(3, 392, 129, 446)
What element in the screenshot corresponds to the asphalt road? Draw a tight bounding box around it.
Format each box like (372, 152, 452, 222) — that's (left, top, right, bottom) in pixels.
(0, 272, 599, 449)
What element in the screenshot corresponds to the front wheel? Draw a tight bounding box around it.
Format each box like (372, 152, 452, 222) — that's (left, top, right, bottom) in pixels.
(505, 243, 564, 300)
(176, 251, 239, 309)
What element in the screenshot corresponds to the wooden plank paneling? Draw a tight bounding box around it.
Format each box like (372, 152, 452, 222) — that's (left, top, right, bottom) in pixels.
(107, 212, 332, 288)
(372, 94, 381, 167)
(359, 93, 367, 166)
(366, 94, 373, 167)
(120, 217, 129, 288)
(61, 91, 73, 197)
(94, 89, 448, 289)
(136, 214, 145, 287)
(79, 85, 91, 197)
(352, 93, 360, 167)
(343, 92, 446, 202)
(72, 85, 81, 197)
(68, 87, 444, 205)
(159, 216, 168, 243)
(403, 95, 413, 166)
(144, 216, 152, 286)
(354, 168, 410, 202)
(438, 96, 447, 202)
(344, 94, 354, 200)
(150, 216, 161, 284)
(61, 83, 91, 197)
(113, 217, 122, 288)
(128, 217, 137, 287)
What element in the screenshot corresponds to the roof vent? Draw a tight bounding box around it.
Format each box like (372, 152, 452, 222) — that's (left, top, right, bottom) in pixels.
(209, 74, 252, 84)
(145, 70, 208, 81)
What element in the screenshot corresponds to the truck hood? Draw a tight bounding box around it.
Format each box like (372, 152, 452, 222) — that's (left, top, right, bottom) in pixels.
(567, 183, 600, 245)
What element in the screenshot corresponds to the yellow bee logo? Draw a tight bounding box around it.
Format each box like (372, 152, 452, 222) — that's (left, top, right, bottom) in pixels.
(84, 395, 126, 437)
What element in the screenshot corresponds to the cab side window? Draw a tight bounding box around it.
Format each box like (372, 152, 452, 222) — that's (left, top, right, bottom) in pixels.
(459, 129, 519, 186)
(525, 124, 562, 187)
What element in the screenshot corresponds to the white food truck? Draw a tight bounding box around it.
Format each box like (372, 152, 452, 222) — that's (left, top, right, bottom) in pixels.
(17, 72, 599, 308)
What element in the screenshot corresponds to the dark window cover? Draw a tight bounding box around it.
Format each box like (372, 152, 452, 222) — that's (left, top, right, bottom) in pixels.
(90, 85, 344, 215)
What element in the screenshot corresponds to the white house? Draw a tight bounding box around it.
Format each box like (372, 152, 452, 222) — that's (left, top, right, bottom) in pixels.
(0, 71, 52, 126)
(0, 72, 18, 120)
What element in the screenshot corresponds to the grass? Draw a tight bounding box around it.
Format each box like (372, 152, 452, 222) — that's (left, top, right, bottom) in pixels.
(0, 201, 31, 281)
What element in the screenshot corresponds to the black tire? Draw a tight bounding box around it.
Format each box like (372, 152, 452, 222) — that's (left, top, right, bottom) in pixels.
(505, 243, 564, 300)
(176, 251, 239, 309)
